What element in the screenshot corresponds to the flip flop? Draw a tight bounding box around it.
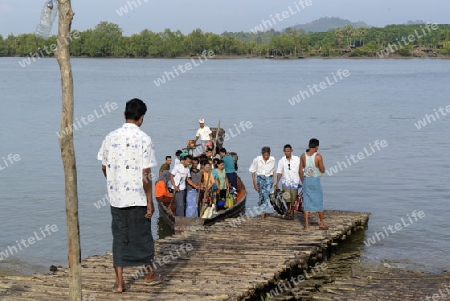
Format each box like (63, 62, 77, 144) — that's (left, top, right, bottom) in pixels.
(145, 274, 164, 286)
(319, 225, 329, 230)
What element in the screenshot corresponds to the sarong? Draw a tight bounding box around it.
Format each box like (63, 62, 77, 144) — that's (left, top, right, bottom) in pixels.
(185, 189, 199, 217)
(257, 175, 273, 212)
(302, 177, 323, 212)
(111, 206, 154, 267)
(175, 189, 186, 216)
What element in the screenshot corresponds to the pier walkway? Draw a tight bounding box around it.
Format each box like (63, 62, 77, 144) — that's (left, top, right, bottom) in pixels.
(0, 210, 369, 300)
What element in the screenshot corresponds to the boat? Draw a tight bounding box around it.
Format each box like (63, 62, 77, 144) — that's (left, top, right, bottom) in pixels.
(157, 127, 247, 232)
(157, 175, 247, 232)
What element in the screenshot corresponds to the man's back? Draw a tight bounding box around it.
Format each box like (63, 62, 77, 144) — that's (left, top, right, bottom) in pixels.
(98, 123, 156, 207)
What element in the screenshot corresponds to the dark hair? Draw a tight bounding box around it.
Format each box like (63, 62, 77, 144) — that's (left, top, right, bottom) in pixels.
(206, 148, 213, 152)
(192, 157, 199, 163)
(283, 144, 292, 150)
(219, 148, 227, 153)
(261, 146, 271, 154)
(307, 138, 319, 151)
(125, 98, 147, 121)
(217, 159, 224, 165)
(213, 158, 220, 165)
(185, 155, 193, 160)
(175, 150, 182, 156)
(165, 156, 171, 160)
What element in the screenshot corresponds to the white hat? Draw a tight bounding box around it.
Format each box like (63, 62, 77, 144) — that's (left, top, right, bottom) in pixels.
(199, 118, 205, 123)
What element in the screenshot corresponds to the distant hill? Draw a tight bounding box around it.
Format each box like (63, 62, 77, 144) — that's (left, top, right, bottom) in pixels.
(289, 17, 371, 33)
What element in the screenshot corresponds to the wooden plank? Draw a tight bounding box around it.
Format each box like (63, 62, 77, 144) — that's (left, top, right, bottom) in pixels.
(0, 210, 369, 301)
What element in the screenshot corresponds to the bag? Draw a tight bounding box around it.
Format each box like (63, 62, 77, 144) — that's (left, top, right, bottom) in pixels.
(217, 200, 226, 208)
(201, 204, 216, 219)
(294, 190, 304, 212)
(225, 193, 234, 208)
(269, 189, 286, 215)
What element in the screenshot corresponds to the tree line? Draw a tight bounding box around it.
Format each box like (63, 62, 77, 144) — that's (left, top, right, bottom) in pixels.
(1, 21, 450, 58)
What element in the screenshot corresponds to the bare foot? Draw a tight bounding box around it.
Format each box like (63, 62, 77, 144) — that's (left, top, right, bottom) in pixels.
(302, 226, 309, 231)
(261, 212, 267, 219)
(319, 225, 329, 230)
(113, 283, 125, 293)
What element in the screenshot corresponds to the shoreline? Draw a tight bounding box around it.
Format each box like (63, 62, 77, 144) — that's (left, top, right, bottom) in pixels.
(5, 53, 450, 60)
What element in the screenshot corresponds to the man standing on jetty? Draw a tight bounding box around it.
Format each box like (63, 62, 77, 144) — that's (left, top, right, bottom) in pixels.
(194, 118, 212, 154)
(274, 144, 301, 219)
(98, 98, 164, 292)
(299, 138, 329, 230)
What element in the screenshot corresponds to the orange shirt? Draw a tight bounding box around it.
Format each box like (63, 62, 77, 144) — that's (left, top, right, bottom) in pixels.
(155, 180, 172, 198)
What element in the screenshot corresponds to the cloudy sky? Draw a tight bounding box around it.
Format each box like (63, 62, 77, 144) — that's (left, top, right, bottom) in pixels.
(0, 0, 448, 37)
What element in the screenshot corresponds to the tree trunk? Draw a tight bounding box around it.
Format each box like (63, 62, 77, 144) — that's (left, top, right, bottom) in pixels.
(55, 1, 81, 300)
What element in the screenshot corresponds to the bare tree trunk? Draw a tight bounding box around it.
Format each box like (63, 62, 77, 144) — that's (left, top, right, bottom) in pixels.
(55, 1, 81, 300)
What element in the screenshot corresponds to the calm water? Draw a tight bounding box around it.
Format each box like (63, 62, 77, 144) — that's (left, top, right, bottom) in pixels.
(0, 57, 449, 274)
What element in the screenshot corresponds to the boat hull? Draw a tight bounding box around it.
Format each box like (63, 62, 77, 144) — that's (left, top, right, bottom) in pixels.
(158, 176, 247, 232)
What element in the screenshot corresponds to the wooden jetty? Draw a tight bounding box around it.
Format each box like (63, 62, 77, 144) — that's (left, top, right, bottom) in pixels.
(0, 210, 369, 300)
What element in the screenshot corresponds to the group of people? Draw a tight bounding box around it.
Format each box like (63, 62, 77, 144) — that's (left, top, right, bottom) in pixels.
(249, 142, 328, 231)
(154, 144, 238, 218)
(97, 98, 328, 293)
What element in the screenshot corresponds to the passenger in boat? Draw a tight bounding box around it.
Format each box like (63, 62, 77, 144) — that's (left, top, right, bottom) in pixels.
(170, 155, 199, 217)
(194, 118, 212, 154)
(186, 158, 202, 217)
(97, 98, 163, 290)
(274, 144, 301, 219)
(249, 147, 275, 219)
(155, 170, 175, 213)
(212, 158, 220, 169)
(299, 138, 328, 230)
(219, 148, 237, 189)
(197, 148, 213, 167)
(201, 163, 219, 203)
(174, 150, 182, 166)
(215, 159, 229, 202)
(159, 155, 172, 176)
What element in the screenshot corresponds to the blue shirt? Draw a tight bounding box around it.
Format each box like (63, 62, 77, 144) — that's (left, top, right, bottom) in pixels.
(223, 155, 236, 173)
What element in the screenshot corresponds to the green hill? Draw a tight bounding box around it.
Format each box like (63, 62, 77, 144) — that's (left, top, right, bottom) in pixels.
(290, 17, 371, 33)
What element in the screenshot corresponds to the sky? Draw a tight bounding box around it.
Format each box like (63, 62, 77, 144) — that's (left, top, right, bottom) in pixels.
(0, 0, 449, 37)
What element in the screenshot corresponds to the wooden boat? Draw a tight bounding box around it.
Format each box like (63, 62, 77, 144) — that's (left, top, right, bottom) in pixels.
(158, 175, 247, 232)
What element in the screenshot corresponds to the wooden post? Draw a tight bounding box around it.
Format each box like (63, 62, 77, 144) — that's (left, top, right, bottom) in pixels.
(55, 1, 81, 300)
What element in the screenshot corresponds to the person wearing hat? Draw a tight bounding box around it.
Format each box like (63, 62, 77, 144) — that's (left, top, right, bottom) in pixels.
(194, 118, 212, 154)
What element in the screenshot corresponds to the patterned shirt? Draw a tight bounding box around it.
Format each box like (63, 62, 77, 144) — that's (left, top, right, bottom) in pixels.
(97, 123, 157, 208)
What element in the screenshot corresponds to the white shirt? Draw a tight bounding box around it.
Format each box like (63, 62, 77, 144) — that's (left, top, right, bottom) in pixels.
(97, 123, 157, 208)
(249, 156, 275, 177)
(276, 155, 301, 189)
(196, 126, 212, 141)
(171, 164, 191, 190)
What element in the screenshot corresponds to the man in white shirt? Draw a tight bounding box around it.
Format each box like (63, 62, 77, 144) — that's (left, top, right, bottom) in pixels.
(194, 118, 212, 154)
(97, 98, 163, 290)
(249, 146, 275, 219)
(274, 144, 301, 219)
(170, 155, 199, 216)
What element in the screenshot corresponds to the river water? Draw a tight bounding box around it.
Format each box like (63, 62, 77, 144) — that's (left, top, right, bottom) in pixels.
(0, 57, 449, 274)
